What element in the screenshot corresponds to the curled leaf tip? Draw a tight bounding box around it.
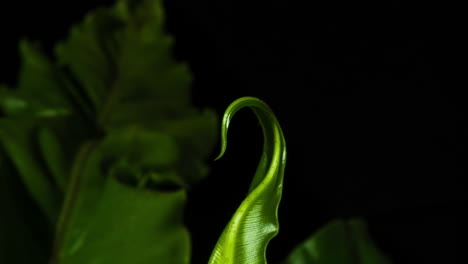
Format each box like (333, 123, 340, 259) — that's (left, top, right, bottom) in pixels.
(209, 96, 286, 264)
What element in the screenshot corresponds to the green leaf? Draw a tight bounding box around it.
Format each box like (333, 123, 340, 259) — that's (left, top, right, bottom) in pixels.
(0, 40, 87, 226)
(0, 118, 61, 224)
(281, 218, 393, 264)
(208, 97, 287, 264)
(46, 0, 216, 262)
(50, 142, 190, 264)
(49, 0, 217, 187)
(0, 40, 73, 117)
(97, 126, 183, 188)
(54, 0, 194, 130)
(1, 0, 216, 263)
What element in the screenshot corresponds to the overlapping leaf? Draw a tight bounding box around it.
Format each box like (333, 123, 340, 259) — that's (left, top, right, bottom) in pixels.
(0, 0, 216, 263)
(0, 41, 78, 226)
(50, 140, 191, 264)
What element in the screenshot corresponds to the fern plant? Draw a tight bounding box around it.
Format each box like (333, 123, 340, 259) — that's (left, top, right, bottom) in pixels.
(0, 0, 392, 263)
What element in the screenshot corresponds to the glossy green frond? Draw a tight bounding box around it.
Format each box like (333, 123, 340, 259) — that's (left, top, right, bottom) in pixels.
(209, 96, 287, 264)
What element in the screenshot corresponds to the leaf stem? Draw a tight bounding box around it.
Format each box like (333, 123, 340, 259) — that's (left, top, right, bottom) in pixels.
(50, 140, 98, 264)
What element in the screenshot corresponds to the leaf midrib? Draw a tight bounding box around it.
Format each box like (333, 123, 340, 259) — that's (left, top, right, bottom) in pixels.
(51, 140, 98, 263)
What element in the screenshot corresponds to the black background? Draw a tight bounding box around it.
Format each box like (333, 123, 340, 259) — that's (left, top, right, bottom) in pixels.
(0, 1, 465, 263)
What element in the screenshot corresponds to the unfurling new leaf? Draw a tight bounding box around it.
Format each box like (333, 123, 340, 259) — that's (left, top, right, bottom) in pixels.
(209, 96, 287, 264)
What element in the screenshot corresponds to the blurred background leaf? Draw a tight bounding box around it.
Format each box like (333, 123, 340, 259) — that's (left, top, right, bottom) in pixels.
(51, 144, 190, 264)
(1, 0, 216, 263)
(281, 218, 392, 264)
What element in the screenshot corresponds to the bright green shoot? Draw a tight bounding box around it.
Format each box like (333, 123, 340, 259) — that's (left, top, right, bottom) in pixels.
(209, 96, 287, 264)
